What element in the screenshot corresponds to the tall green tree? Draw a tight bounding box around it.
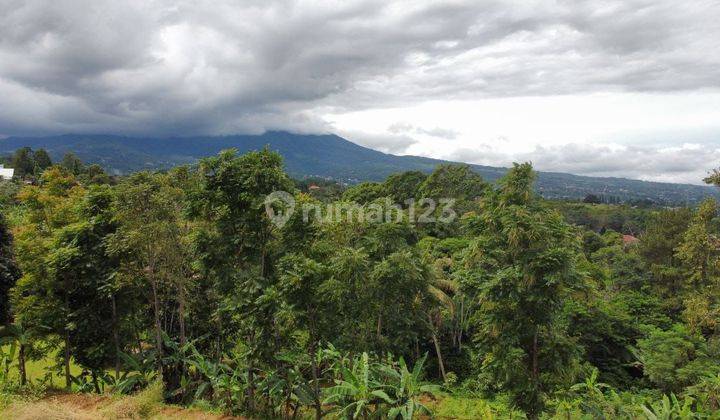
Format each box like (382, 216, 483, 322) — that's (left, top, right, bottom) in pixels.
(0, 211, 20, 325)
(188, 148, 293, 411)
(278, 254, 328, 420)
(47, 185, 120, 390)
(61, 152, 84, 175)
(342, 182, 386, 204)
(463, 163, 581, 417)
(383, 171, 427, 204)
(675, 199, 718, 288)
(11, 167, 86, 389)
(107, 171, 190, 388)
(11, 147, 35, 178)
(418, 164, 487, 203)
(705, 168, 720, 188)
(32, 149, 53, 174)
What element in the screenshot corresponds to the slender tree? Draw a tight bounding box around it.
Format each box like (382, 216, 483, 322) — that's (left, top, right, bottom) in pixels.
(187, 148, 293, 411)
(107, 171, 189, 389)
(0, 211, 20, 325)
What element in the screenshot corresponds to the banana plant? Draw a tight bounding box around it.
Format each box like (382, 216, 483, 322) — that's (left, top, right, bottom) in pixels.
(323, 352, 394, 419)
(380, 354, 440, 420)
(0, 340, 16, 385)
(184, 344, 233, 402)
(570, 367, 611, 400)
(641, 394, 698, 420)
(114, 350, 158, 394)
(0, 323, 30, 386)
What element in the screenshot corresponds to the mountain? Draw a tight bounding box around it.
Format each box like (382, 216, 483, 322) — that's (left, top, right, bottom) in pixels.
(1, 132, 718, 205)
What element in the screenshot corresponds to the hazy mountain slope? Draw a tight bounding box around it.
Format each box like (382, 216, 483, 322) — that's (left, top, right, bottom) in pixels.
(1, 132, 717, 204)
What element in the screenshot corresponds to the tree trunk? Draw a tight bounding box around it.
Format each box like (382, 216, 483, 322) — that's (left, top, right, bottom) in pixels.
(431, 330, 447, 382)
(532, 330, 539, 382)
(64, 330, 72, 390)
(151, 278, 163, 376)
(260, 237, 268, 279)
(376, 314, 382, 341)
(247, 361, 255, 412)
(111, 294, 120, 379)
(284, 368, 292, 420)
(64, 275, 72, 390)
(132, 317, 143, 355)
(178, 285, 186, 348)
(310, 334, 322, 420)
(247, 332, 256, 413)
(18, 343, 26, 386)
(92, 370, 101, 393)
(457, 297, 465, 351)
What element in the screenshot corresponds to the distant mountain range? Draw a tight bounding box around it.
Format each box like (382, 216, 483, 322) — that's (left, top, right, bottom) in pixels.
(1, 132, 718, 205)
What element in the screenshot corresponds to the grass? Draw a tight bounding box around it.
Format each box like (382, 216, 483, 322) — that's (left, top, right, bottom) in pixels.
(1, 346, 520, 419)
(1, 344, 83, 388)
(0, 380, 239, 419)
(425, 393, 525, 419)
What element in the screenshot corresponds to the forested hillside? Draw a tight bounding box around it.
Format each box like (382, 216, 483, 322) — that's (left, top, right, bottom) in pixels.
(1, 132, 717, 205)
(1, 150, 720, 418)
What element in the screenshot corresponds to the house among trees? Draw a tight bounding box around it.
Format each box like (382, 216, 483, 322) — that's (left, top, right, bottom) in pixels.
(0, 164, 14, 180)
(622, 234, 640, 246)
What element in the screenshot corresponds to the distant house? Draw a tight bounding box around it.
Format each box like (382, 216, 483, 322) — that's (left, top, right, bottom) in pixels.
(308, 184, 320, 190)
(0, 164, 14, 180)
(622, 234, 640, 246)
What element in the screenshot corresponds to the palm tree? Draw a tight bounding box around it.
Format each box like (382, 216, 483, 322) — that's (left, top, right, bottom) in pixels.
(425, 255, 461, 382)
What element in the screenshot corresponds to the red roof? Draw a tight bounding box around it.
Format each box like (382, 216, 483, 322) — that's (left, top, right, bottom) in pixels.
(623, 234, 639, 245)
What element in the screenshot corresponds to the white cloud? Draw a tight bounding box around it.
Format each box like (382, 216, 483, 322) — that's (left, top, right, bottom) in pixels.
(447, 142, 720, 185)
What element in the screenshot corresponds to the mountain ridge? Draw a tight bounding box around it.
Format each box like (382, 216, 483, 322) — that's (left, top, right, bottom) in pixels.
(1, 131, 717, 205)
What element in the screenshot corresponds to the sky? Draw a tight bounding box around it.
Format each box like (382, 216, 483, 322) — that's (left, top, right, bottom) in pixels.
(1, 0, 719, 183)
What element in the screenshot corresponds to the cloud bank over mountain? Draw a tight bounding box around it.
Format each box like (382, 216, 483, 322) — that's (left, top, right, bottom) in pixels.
(1, 0, 719, 182)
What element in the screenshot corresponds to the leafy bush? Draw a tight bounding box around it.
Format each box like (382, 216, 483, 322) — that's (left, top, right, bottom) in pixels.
(635, 324, 720, 393)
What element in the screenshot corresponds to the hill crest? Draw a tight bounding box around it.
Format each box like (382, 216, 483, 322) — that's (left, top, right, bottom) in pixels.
(1, 131, 717, 205)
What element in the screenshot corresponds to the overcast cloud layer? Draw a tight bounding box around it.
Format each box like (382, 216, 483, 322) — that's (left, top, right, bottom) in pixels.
(1, 0, 719, 182)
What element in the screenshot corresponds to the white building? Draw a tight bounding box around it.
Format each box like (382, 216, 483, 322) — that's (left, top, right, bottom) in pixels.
(0, 164, 14, 180)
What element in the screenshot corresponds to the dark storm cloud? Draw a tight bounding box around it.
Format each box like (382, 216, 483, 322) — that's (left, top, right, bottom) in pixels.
(0, 0, 719, 136)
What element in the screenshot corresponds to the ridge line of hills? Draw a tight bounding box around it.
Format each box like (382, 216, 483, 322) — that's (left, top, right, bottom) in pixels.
(1, 131, 718, 205)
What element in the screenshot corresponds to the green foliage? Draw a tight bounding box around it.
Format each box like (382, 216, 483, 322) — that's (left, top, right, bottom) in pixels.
(564, 299, 641, 387)
(418, 164, 487, 205)
(31, 149, 52, 173)
(464, 162, 582, 416)
(635, 324, 720, 393)
(383, 171, 427, 204)
(10, 147, 34, 178)
(60, 152, 84, 175)
(0, 212, 20, 325)
(2, 150, 720, 419)
(675, 199, 719, 287)
(553, 201, 651, 234)
(323, 352, 440, 419)
(641, 393, 697, 420)
(343, 182, 386, 204)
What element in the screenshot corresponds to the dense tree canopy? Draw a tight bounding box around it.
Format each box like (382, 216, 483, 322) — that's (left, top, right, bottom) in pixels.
(1, 152, 720, 418)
